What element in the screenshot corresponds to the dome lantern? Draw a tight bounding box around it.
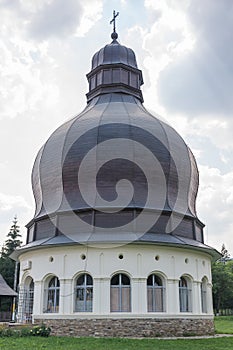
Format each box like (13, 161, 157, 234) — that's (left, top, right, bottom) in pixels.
(86, 11, 144, 103)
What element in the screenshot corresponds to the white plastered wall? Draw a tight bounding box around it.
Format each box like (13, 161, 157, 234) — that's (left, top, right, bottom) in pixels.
(18, 243, 213, 320)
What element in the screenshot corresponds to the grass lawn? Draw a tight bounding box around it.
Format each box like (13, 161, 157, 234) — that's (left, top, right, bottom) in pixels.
(0, 337, 233, 350)
(215, 316, 233, 334)
(0, 317, 232, 350)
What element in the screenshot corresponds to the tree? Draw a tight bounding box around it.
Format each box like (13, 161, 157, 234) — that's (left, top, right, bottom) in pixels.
(0, 216, 22, 288)
(220, 243, 230, 262)
(212, 244, 233, 314)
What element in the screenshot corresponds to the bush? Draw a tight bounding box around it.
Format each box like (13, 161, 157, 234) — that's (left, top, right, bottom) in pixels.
(30, 324, 51, 337)
(1, 328, 18, 337)
(0, 325, 5, 336)
(0, 324, 51, 338)
(20, 327, 32, 337)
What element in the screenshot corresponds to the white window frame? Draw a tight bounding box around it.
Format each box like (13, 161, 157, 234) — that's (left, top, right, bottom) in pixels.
(147, 274, 166, 312)
(110, 273, 131, 312)
(75, 274, 93, 312)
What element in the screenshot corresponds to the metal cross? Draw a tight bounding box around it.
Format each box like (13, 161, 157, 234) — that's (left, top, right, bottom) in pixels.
(110, 10, 119, 33)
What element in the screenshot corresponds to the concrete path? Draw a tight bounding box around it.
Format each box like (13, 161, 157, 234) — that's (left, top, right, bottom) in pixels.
(157, 334, 233, 340)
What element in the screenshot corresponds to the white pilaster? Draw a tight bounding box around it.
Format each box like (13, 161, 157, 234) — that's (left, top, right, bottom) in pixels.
(61, 279, 73, 314)
(207, 282, 214, 314)
(33, 280, 43, 315)
(131, 278, 147, 313)
(93, 277, 110, 314)
(167, 279, 179, 314)
(193, 281, 201, 314)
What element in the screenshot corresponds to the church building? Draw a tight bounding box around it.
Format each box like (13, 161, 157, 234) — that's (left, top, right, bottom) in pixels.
(12, 14, 220, 337)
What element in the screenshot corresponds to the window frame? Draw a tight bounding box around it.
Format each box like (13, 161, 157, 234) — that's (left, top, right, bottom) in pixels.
(74, 273, 93, 312)
(110, 273, 131, 312)
(179, 276, 192, 312)
(44, 276, 60, 313)
(147, 273, 166, 312)
(19, 276, 34, 323)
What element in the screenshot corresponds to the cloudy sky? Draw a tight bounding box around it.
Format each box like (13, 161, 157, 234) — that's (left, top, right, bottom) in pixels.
(0, 0, 232, 256)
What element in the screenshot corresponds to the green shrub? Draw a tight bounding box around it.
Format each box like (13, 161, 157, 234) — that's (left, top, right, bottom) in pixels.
(20, 327, 32, 337)
(0, 324, 51, 338)
(0, 325, 5, 336)
(30, 324, 51, 337)
(2, 328, 14, 337)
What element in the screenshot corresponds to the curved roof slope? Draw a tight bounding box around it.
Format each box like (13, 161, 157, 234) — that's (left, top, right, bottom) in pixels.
(23, 33, 209, 251)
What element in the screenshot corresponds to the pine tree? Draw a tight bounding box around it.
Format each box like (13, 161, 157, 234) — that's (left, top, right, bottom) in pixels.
(4, 216, 22, 256)
(220, 243, 230, 262)
(0, 216, 22, 288)
(212, 244, 233, 314)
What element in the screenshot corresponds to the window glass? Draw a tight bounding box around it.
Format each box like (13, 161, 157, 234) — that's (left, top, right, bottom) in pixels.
(147, 274, 165, 312)
(45, 276, 60, 313)
(179, 276, 192, 312)
(75, 274, 93, 312)
(110, 273, 131, 312)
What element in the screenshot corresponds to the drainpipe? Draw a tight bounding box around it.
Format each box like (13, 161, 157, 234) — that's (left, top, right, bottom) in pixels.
(11, 261, 18, 322)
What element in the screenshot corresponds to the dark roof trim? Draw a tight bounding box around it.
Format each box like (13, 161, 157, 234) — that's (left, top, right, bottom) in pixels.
(0, 274, 17, 296)
(10, 234, 220, 262)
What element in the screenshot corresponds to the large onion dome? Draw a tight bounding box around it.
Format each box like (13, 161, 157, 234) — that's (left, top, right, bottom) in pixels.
(24, 30, 215, 256)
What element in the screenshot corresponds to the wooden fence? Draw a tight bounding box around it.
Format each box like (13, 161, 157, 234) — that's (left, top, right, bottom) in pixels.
(214, 308, 233, 316)
(0, 311, 11, 322)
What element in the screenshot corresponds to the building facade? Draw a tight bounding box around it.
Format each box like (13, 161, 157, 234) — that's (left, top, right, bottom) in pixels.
(13, 26, 219, 337)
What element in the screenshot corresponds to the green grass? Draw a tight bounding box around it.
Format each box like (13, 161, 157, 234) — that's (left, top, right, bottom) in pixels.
(0, 317, 232, 350)
(0, 337, 233, 350)
(215, 316, 233, 334)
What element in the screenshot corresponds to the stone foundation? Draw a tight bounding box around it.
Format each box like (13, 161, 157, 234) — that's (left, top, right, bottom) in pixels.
(34, 317, 215, 337)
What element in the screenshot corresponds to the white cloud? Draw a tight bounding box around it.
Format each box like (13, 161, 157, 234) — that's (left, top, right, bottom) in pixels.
(198, 165, 233, 254)
(75, 0, 103, 37)
(155, 113, 233, 156)
(0, 193, 31, 247)
(157, 0, 233, 117)
(139, 0, 195, 117)
(27, 0, 83, 40)
(190, 117, 233, 151)
(0, 5, 60, 120)
(0, 193, 30, 211)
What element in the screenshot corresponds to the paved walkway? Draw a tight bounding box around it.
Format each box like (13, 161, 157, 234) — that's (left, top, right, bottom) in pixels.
(157, 334, 233, 340)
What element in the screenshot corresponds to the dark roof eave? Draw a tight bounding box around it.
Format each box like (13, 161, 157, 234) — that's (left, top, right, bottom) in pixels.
(0, 274, 18, 296)
(10, 235, 220, 262)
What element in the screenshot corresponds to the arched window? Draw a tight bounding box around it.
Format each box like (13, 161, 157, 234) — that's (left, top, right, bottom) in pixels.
(147, 274, 165, 312)
(179, 276, 192, 312)
(44, 276, 60, 313)
(201, 277, 207, 313)
(110, 273, 131, 312)
(19, 277, 34, 323)
(75, 274, 93, 312)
